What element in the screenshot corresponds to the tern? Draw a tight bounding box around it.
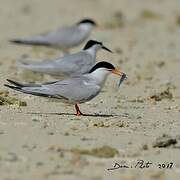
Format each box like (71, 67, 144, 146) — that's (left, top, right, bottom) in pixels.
(5, 62, 126, 116)
(18, 40, 112, 77)
(10, 18, 97, 53)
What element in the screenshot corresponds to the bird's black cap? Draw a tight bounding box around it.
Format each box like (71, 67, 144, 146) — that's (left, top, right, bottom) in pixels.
(83, 40, 102, 50)
(83, 40, 112, 52)
(77, 18, 97, 26)
(89, 61, 115, 73)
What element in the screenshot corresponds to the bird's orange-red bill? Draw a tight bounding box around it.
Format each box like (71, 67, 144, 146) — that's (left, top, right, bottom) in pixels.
(111, 69, 124, 76)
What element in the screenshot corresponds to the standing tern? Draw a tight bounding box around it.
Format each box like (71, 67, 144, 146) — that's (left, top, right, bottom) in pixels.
(18, 40, 112, 77)
(5, 61, 126, 116)
(10, 18, 96, 53)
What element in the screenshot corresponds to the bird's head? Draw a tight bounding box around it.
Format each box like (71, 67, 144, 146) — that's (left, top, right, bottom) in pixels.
(89, 61, 126, 86)
(89, 61, 123, 75)
(83, 40, 112, 53)
(77, 18, 97, 27)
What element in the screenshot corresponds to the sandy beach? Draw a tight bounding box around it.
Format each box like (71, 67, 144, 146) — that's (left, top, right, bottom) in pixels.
(0, 0, 180, 179)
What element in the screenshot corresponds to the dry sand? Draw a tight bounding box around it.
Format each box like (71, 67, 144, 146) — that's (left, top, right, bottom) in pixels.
(0, 0, 180, 179)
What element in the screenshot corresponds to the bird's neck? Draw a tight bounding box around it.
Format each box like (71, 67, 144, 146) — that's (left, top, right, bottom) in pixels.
(89, 69, 110, 87)
(85, 46, 99, 59)
(78, 23, 93, 34)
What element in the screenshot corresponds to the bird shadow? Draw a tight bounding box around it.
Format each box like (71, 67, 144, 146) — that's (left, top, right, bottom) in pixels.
(27, 112, 129, 118)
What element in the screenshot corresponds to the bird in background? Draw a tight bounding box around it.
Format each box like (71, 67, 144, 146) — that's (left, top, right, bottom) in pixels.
(10, 18, 97, 54)
(5, 62, 126, 116)
(18, 40, 112, 78)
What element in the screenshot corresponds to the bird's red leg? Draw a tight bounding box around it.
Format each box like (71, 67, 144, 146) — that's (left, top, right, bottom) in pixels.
(75, 104, 83, 116)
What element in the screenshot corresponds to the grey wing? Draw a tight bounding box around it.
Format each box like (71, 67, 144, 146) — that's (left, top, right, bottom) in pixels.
(5, 77, 101, 103)
(18, 58, 65, 75)
(53, 52, 95, 76)
(5, 79, 63, 99)
(11, 26, 82, 48)
(48, 77, 101, 103)
(43, 26, 85, 48)
(19, 84, 65, 99)
(10, 30, 58, 46)
(27, 25, 86, 48)
(18, 51, 94, 76)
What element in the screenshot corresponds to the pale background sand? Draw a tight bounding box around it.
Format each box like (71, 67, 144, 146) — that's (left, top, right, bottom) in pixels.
(0, 0, 180, 179)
